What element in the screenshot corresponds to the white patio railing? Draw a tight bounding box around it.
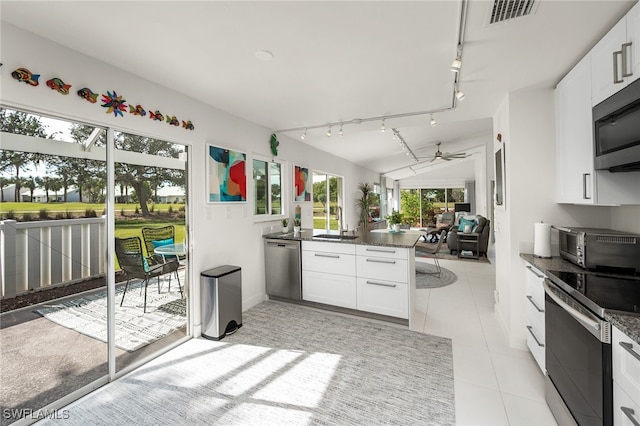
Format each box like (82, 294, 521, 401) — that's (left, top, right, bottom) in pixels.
(0, 218, 106, 299)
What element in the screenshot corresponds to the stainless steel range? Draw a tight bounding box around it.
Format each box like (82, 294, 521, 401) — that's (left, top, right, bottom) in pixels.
(544, 270, 640, 426)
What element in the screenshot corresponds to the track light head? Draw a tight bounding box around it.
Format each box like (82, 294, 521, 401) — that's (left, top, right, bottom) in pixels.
(430, 114, 437, 127)
(451, 57, 462, 73)
(300, 128, 307, 140)
(339, 123, 344, 137)
(456, 90, 465, 101)
(381, 118, 386, 132)
(326, 126, 332, 137)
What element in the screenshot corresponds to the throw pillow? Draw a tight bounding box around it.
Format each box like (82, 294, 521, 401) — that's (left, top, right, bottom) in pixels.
(152, 238, 174, 248)
(458, 217, 476, 232)
(473, 216, 487, 233)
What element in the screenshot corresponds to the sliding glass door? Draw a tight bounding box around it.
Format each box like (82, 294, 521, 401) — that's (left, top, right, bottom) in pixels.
(312, 171, 343, 231)
(0, 107, 191, 424)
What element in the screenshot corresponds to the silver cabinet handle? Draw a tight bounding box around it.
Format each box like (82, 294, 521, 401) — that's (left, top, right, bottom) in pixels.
(366, 248, 396, 253)
(621, 407, 640, 426)
(366, 258, 396, 264)
(526, 265, 545, 279)
(614, 50, 624, 83)
(620, 342, 640, 362)
(314, 253, 340, 259)
(622, 42, 633, 78)
(526, 326, 544, 347)
(366, 280, 397, 288)
(526, 295, 544, 313)
(583, 173, 591, 200)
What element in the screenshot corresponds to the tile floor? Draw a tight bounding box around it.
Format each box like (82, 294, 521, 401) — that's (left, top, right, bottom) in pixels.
(413, 247, 558, 425)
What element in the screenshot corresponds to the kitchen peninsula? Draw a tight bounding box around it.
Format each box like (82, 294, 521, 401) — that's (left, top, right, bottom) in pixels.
(264, 229, 423, 327)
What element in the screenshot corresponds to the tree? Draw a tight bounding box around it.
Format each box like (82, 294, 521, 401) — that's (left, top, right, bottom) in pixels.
(0, 176, 10, 202)
(400, 189, 420, 226)
(0, 108, 48, 202)
(24, 175, 37, 201)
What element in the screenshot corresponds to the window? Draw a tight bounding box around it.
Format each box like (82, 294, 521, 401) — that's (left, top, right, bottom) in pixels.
(312, 171, 343, 231)
(400, 186, 466, 226)
(253, 158, 282, 217)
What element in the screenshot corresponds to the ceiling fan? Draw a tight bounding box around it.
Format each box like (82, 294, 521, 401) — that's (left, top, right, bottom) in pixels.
(418, 142, 468, 162)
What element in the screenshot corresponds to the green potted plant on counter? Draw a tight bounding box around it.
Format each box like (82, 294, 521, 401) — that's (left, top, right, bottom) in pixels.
(385, 209, 403, 232)
(281, 218, 289, 233)
(293, 219, 301, 233)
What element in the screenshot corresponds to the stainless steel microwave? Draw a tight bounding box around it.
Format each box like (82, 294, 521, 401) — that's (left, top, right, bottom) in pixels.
(555, 226, 640, 274)
(593, 77, 640, 172)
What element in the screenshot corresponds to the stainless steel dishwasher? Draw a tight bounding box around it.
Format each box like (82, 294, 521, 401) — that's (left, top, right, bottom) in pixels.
(264, 239, 302, 301)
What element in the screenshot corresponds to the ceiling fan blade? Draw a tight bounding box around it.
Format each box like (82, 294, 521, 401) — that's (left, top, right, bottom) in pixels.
(429, 158, 437, 163)
(442, 157, 453, 161)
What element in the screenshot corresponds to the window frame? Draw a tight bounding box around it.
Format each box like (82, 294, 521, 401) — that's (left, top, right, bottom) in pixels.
(252, 154, 286, 222)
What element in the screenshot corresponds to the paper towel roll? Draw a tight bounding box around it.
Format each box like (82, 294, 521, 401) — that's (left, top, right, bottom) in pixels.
(534, 222, 552, 258)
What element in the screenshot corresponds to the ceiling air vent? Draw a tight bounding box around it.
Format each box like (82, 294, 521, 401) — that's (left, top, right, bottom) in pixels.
(490, 0, 536, 24)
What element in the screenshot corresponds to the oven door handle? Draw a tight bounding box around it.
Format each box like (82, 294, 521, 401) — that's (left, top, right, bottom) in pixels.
(543, 280, 601, 332)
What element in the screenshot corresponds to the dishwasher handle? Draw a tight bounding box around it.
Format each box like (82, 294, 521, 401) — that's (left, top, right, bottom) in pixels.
(266, 241, 298, 249)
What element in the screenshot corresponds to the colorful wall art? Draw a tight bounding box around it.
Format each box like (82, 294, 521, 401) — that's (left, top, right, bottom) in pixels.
(294, 165, 311, 202)
(207, 145, 247, 203)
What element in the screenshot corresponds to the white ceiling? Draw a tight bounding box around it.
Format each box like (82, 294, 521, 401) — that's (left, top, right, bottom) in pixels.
(1, 0, 636, 181)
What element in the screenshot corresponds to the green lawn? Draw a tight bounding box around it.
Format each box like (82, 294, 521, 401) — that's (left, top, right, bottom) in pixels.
(0, 202, 182, 215)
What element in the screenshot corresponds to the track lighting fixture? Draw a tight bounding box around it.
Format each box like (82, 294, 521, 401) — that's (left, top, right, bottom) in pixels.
(300, 128, 307, 140)
(456, 90, 465, 101)
(392, 128, 418, 163)
(326, 126, 332, 137)
(430, 114, 437, 127)
(451, 44, 462, 73)
(339, 123, 344, 137)
(381, 118, 386, 132)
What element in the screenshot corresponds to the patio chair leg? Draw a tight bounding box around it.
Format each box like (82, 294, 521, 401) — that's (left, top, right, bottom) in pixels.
(157, 276, 161, 293)
(120, 279, 131, 307)
(144, 278, 149, 313)
(176, 272, 183, 298)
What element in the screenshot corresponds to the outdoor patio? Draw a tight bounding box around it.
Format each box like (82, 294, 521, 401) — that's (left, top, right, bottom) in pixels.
(0, 274, 187, 426)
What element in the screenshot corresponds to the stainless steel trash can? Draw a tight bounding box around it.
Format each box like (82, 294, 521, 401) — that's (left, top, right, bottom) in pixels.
(200, 265, 242, 340)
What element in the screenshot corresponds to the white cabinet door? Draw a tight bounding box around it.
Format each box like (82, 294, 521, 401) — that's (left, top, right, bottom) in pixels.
(613, 326, 640, 404)
(356, 278, 408, 319)
(627, 0, 640, 86)
(556, 54, 596, 204)
(614, 383, 640, 426)
(592, 18, 628, 106)
(302, 270, 357, 309)
(524, 262, 546, 373)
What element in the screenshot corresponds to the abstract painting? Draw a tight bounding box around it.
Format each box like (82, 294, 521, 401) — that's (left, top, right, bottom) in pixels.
(207, 145, 247, 203)
(294, 165, 311, 202)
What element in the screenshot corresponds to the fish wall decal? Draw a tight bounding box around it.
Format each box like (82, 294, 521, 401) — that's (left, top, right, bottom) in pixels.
(11, 67, 40, 86)
(149, 110, 164, 121)
(166, 115, 179, 126)
(77, 87, 99, 103)
(182, 120, 194, 130)
(46, 77, 72, 95)
(129, 104, 146, 116)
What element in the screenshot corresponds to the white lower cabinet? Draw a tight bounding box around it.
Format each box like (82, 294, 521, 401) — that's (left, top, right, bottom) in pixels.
(524, 262, 546, 373)
(301, 241, 410, 319)
(613, 325, 640, 425)
(303, 270, 357, 309)
(356, 278, 408, 318)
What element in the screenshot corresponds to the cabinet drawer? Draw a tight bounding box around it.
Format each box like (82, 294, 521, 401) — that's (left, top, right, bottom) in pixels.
(526, 303, 545, 341)
(525, 264, 545, 308)
(302, 270, 356, 309)
(613, 326, 640, 403)
(302, 241, 356, 255)
(356, 277, 408, 319)
(356, 256, 408, 283)
(526, 325, 546, 373)
(614, 382, 640, 426)
(356, 245, 408, 260)
(302, 250, 355, 276)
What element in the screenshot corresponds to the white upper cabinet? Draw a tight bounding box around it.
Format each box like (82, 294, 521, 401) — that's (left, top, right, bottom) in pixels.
(592, 2, 640, 106)
(556, 54, 596, 204)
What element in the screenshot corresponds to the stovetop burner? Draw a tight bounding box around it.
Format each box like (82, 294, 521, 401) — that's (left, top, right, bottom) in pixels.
(546, 270, 640, 317)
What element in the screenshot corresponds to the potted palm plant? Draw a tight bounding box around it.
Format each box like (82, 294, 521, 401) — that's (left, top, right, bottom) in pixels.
(356, 182, 374, 233)
(385, 209, 403, 232)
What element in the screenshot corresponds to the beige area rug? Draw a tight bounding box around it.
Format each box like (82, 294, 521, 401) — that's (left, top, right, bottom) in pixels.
(35, 274, 186, 352)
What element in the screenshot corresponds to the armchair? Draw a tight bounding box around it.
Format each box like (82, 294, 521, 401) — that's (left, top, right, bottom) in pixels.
(447, 215, 491, 257)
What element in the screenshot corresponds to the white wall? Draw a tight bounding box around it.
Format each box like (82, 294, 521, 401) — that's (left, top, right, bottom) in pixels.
(0, 23, 378, 333)
(493, 88, 616, 349)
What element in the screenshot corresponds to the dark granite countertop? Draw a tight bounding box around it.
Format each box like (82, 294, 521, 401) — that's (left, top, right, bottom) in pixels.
(264, 229, 423, 249)
(520, 253, 640, 345)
